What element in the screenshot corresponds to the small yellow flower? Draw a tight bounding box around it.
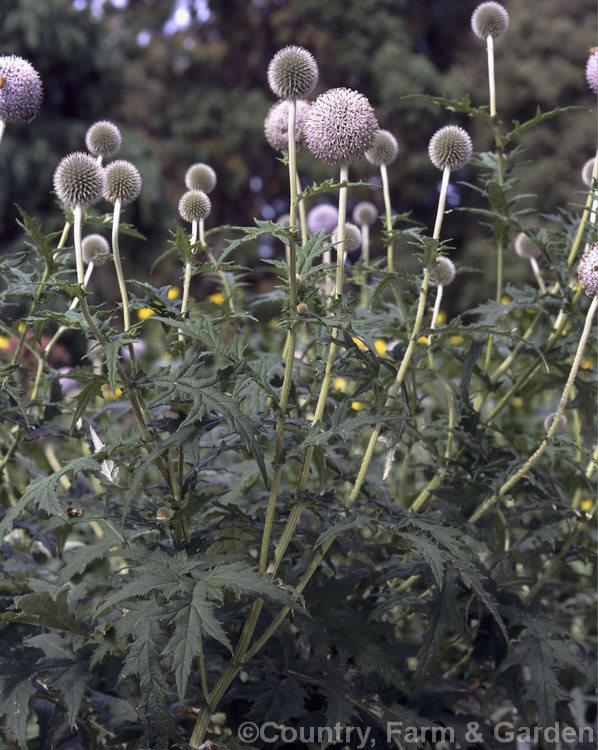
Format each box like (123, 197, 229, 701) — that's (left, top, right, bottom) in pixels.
(581, 359, 592, 370)
(417, 336, 429, 344)
(580, 499, 593, 512)
(351, 336, 368, 351)
(168, 286, 180, 301)
(374, 339, 387, 355)
(0, 335, 10, 350)
(102, 384, 123, 400)
(449, 335, 463, 345)
(436, 310, 447, 325)
(333, 377, 348, 393)
(571, 283, 579, 292)
(138, 307, 155, 320)
(561, 327, 568, 336)
(350, 401, 366, 410)
(208, 292, 226, 305)
(512, 397, 524, 408)
(501, 296, 511, 305)
(18, 322, 26, 333)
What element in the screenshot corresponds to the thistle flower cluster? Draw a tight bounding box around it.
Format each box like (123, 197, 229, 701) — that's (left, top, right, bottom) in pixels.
(85, 121, 122, 158)
(53, 152, 106, 208)
(0, 55, 43, 124)
(578, 242, 598, 297)
(179, 190, 211, 223)
(352, 201, 378, 226)
(514, 232, 541, 259)
(428, 126, 472, 171)
(429, 257, 456, 286)
(82, 234, 110, 265)
(586, 48, 598, 95)
(104, 160, 142, 205)
(264, 99, 311, 152)
(267, 45, 318, 100)
(331, 222, 361, 253)
(471, 2, 509, 40)
(185, 162, 217, 193)
(307, 204, 339, 233)
(366, 129, 398, 167)
(581, 157, 595, 187)
(304, 87, 378, 165)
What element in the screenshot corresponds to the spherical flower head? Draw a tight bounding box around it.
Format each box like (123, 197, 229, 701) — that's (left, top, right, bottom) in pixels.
(267, 45, 318, 100)
(0, 55, 42, 124)
(104, 160, 142, 205)
(352, 201, 378, 226)
(581, 157, 595, 187)
(514, 232, 541, 260)
(366, 129, 398, 167)
(264, 99, 311, 152)
(307, 204, 339, 233)
(578, 242, 598, 297)
(332, 222, 361, 253)
(276, 213, 299, 228)
(428, 126, 472, 171)
(185, 162, 217, 193)
(544, 412, 567, 435)
(82, 234, 110, 265)
(586, 49, 598, 94)
(85, 120, 121, 158)
(471, 2, 509, 40)
(304, 87, 379, 165)
(179, 189, 211, 223)
(53, 152, 106, 208)
(429, 257, 456, 286)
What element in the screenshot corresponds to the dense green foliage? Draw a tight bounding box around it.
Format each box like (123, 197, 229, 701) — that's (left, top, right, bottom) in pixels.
(0, 2, 596, 749)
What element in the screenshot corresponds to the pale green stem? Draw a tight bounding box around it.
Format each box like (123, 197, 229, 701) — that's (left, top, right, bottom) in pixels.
(529, 257, 546, 294)
(487, 35, 496, 117)
(469, 293, 598, 524)
(433, 168, 451, 241)
(73, 206, 85, 286)
(427, 283, 444, 367)
(360, 222, 370, 308)
(111, 198, 131, 333)
(380, 163, 393, 273)
(0, 119, 6, 149)
(179, 220, 198, 340)
(296, 172, 307, 247)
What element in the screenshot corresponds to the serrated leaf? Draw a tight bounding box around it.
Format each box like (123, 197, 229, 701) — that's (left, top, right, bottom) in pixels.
(4, 589, 87, 636)
(15, 205, 54, 264)
(56, 527, 123, 585)
(502, 105, 583, 145)
(0, 665, 34, 748)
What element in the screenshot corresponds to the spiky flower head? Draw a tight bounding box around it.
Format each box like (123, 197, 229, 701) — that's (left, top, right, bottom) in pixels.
(471, 2, 509, 40)
(276, 213, 300, 228)
(307, 203, 339, 233)
(332, 222, 361, 253)
(53, 152, 106, 208)
(185, 162, 217, 193)
(429, 257, 456, 286)
(179, 189, 211, 223)
(514, 232, 541, 259)
(304, 87, 379, 165)
(581, 157, 595, 187)
(85, 120, 121, 158)
(428, 126, 472, 171)
(104, 160, 142, 205)
(0, 55, 42, 124)
(267, 45, 318, 101)
(82, 234, 110, 265)
(352, 201, 378, 226)
(578, 242, 598, 297)
(544, 412, 567, 435)
(586, 49, 598, 94)
(366, 129, 398, 166)
(264, 99, 311, 152)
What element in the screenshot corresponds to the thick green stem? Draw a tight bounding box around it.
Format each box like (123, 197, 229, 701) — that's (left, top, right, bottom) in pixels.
(111, 199, 131, 333)
(487, 34, 496, 117)
(381, 163, 393, 273)
(179, 220, 198, 340)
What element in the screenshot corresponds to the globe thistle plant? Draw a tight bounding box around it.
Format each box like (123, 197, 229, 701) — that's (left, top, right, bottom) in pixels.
(429, 257, 456, 351)
(267, 46, 318, 101)
(581, 157, 595, 187)
(307, 204, 339, 234)
(103, 161, 143, 335)
(178, 190, 212, 332)
(352, 201, 378, 305)
(514, 232, 545, 292)
(544, 412, 568, 435)
(82, 234, 110, 266)
(184, 162, 217, 193)
(264, 99, 311, 153)
(85, 120, 122, 162)
(53, 152, 106, 287)
(0, 55, 42, 147)
(366, 129, 399, 274)
(428, 126, 472, 240)
(471, 2, 509, 118)
(331, 222, 361, 255)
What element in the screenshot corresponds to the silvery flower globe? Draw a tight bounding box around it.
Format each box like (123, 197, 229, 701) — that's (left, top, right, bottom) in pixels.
(53, 152, 106, 208)
(185, 163, 217, 193)
(104, 160, 142, 205)
(82, 234, 110, 265)
(304, 87, 379, 165)
(578, 242, 598, 297)
(307, 204, 339, 233)
(366, 129, 398, 167)
(264, 99, 311, 152)
(352, 201, 378, 226)
(429, 257, 456, 286)
(0, 55, 42, 124)
(179, 190, 211, 223)
(85, 121, 122, 158)
(471, 2, 509, 39)
(514, 233, 541, 260)
(428, 126, 473, 171)
(331, 223, 361, 253)
(267, 45, 318, 100)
